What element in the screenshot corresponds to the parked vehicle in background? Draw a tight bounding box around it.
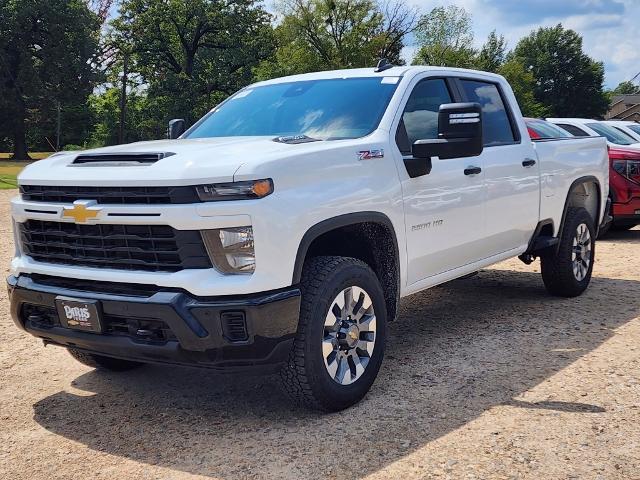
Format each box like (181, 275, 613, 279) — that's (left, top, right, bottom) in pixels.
(525, 118, 572, 139)
(603, 120, 640, 143)
(607, 147, 640, 231)
(547, 118, 640, 149)
(8, 66, 609, 411)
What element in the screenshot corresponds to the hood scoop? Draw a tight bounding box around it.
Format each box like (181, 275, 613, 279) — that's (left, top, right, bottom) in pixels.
(71, 152, 175, 166)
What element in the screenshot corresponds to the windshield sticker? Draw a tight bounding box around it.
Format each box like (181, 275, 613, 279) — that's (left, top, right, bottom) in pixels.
(381, 77, 400, 84)
(232, 89, 253, 99)
(357, 149, 384, 160)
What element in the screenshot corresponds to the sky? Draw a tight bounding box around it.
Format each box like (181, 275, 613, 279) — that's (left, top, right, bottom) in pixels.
(403, 0, 640, 88)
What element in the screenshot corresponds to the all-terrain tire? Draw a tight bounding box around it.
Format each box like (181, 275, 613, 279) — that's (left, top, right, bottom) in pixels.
(541, 207, 596, 297)
(67, 348, 144, 371)
(280, 256, 387, 411)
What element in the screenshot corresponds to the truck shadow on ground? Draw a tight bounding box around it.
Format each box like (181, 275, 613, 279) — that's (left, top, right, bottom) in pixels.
(32, 268, 639, 479)
(601, 227, 640, 243)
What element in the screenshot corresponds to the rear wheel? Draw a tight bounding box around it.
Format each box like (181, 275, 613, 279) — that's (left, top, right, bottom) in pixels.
(280, 256, 387, 411)
(67, 348, 143, 371)
(541, 207, 595, 297)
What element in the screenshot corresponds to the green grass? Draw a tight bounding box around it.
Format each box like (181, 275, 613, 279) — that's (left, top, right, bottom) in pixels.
(0, 159, 42, 189)
(0, 152, 52, 160)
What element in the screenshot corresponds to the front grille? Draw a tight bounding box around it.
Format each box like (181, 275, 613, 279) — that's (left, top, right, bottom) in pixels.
(20, 185, 200, 204)
(19, 220, 212, 272)
(22, 304, 176, 343)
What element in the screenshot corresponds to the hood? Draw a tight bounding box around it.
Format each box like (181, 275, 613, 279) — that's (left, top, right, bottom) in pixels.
(18, 137, 331, 186)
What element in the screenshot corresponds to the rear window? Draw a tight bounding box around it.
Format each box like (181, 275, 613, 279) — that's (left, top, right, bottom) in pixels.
(555, 124, 590, 137)
(460, 80, 516, 146)
(586, 122, 636, 145)
(526, 120, 572, 139)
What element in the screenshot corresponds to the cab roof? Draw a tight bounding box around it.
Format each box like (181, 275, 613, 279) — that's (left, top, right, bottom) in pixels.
(250, 65, 507, 88)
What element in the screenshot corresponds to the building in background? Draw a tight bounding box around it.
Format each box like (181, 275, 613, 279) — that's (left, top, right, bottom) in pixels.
(607, 95, 640, 121)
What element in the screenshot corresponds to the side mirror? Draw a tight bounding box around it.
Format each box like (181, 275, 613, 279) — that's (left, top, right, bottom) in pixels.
(407, 103, 484, 177)
(168, 119, 186, 139)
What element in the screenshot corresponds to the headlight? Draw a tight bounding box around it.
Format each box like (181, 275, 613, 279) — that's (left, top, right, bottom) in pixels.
(196, 179, 273, 201)
(202, 227, 255, 274)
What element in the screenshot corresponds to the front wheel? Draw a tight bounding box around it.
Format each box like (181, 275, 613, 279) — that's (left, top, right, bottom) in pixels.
(541, 207, 596, 297)
(280, 256, 387, 411)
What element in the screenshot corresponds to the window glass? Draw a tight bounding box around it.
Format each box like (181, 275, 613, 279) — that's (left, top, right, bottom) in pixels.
(526, 120, 572, 138)
(460, 80, 515, 146)
(556, 124, 590, 137)
(186, 77, 398, 141)
(586, 122, 635, 145)
(400, 79, 452, 147)
(627, 124, 640, 136)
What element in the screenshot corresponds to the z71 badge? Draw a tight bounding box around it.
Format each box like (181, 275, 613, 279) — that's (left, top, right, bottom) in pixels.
(357, 149, 384, 160)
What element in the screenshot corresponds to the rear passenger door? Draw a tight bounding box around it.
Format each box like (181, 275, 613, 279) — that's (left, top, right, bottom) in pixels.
(457, 78, 540, 254)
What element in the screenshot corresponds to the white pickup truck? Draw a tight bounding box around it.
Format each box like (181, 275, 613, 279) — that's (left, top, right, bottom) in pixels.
(8, 65, 609, 411)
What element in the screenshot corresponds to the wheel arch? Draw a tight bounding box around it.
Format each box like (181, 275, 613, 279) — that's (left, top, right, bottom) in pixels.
(558, 175, 602, 239)
(292, 212, 401, 321)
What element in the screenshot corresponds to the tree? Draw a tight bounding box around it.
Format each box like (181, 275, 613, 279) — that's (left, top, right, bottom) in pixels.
(115, 0, 275, 129)
(255, 0, 417, 80)
(475, 31, 507, 72)
(612, 80, 640, 95)
(0, 0, 100, 159)
(511, 24, 609, 118)
(412, 5, 476, 68)
(498, 58, 547, 117)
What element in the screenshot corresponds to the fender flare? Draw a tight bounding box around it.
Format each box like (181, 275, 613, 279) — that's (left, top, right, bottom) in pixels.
(557, 175, 602, 242)
(291, 211, 400, 284)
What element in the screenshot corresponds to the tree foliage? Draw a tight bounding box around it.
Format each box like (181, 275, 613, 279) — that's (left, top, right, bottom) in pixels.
(511, 24, 609, 118)
(412, 6, 476, 68)
(0, 0, 101, 159)
(476, 31, 507, 72)
(255, 0, 416, 80)
(612, 80, 640, 95)
(498, 58, 548, 117)
(115, 0, 275, 126)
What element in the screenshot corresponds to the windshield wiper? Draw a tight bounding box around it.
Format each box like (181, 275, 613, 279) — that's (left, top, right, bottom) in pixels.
(273, 134, 322, 144)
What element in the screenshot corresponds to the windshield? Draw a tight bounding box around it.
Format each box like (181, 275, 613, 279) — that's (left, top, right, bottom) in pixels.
(186, 77, 399, 141)
(527, 120, 572, 138)
(586, 122, 636, 145)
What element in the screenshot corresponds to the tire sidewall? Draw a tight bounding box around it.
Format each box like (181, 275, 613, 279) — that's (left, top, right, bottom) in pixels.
(301, 262, 387, 410)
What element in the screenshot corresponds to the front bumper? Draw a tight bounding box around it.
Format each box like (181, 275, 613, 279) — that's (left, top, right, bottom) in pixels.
(7, 275, 300, 373)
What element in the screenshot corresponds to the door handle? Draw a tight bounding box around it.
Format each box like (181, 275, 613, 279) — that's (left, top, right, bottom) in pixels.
(464, 166, 482, 176)
(522, 158, 536, 167)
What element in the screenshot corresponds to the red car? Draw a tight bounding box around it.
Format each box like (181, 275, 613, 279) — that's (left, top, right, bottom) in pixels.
(608, 147, 640, 230)
(525, 118, 640, 232)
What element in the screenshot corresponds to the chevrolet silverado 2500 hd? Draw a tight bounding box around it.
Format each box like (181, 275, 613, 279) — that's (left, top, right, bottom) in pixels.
(8, 66, 609, 411)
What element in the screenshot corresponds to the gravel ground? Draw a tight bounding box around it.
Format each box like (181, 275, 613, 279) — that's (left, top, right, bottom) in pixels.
(1, 188, 639, 480)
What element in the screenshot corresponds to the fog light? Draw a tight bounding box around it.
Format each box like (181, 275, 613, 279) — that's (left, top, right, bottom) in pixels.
(202, 227, 255, 274)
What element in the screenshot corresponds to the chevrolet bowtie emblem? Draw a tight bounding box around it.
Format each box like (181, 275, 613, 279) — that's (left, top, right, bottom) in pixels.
(62, 201, 101, 223)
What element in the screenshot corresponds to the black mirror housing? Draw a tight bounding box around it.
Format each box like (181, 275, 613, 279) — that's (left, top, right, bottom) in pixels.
(168, 119, 186, 139)
(412, 103, 483, 161)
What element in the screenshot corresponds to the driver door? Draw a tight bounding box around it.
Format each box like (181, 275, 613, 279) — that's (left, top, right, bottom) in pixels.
(395, 77, 488, 285)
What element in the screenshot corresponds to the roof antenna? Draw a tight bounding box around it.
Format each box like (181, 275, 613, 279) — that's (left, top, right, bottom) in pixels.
(374, 58, 393, 73)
